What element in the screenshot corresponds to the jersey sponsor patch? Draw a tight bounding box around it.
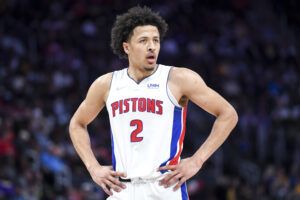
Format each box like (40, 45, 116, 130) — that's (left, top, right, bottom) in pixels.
(147, 83, 159, 89)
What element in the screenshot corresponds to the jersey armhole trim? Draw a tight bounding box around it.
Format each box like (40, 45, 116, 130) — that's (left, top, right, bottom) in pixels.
(166, 67, 183, 108)
(106, 71, 115, 104)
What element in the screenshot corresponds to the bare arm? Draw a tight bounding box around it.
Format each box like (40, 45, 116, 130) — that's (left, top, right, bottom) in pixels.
(159, 67, 238, 190)
(69, 73, 110, 169)
(69, 72, 126, 195)
(178, 68, 238, 166)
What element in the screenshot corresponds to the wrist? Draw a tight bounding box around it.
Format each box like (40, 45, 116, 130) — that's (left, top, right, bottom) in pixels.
(85, 160, 100, 172)
(191, 155, 205, 168)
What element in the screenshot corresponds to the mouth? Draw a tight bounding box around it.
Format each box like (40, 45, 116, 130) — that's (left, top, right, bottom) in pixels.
(146, 54, 156, 64)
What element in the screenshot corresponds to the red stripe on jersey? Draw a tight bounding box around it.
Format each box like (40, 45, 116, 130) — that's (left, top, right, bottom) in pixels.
(169, 106, 187, 165)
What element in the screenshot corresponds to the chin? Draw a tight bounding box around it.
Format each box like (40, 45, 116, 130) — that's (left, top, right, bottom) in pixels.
(144, 63, 156, 71)
(144, 66, 154, 71)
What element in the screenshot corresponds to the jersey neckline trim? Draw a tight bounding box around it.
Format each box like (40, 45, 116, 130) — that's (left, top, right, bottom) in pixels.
(126, 64, 160, 85)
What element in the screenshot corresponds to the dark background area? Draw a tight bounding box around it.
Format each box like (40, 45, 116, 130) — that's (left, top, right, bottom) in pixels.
(0, 0, 299, 199)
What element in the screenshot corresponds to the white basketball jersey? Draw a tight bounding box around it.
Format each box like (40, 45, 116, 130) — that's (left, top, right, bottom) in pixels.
(106, 64, 187, 178)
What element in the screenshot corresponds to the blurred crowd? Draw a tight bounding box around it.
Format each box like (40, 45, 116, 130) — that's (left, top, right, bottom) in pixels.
(0, 0, 299, 199)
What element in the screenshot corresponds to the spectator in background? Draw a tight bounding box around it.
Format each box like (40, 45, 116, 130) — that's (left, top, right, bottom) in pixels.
(0, 0, 299, 199)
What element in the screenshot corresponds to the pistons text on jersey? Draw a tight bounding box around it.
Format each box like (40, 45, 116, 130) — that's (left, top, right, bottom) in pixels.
(111, 98, 163, 117)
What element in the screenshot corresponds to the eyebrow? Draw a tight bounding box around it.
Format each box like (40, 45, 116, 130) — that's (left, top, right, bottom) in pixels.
(137, 36, 160, 40)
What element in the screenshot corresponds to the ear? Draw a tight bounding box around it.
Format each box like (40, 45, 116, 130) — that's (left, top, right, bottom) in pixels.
(123, 42, 130, 55)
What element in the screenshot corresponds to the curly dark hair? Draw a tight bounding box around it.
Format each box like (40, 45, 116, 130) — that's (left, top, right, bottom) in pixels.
(110, 6, 168, 59)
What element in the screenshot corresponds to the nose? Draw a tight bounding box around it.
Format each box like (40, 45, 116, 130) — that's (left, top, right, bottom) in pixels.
(148, 41, 156, 52)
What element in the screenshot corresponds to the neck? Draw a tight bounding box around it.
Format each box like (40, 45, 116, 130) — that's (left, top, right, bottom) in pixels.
(128, 64, 158, 83)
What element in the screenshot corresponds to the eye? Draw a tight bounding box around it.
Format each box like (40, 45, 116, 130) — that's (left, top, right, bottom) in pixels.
(154, 39, 159, 43)
(140, 39, 146, 43)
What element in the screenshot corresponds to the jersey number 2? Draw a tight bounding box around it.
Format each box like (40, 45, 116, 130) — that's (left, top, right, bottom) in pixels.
(130, 120, 143, 142)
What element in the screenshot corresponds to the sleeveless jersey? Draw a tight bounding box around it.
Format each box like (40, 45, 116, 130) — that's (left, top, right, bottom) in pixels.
(106, 64, 187, 179)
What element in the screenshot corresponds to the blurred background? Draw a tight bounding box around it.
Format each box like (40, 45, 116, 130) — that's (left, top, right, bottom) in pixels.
(0, 0, 299, 199)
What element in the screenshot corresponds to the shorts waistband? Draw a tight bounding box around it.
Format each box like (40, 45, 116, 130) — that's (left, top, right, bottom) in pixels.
(118, 173, 167, 184)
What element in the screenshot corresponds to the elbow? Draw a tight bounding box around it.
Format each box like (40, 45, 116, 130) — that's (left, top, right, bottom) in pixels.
(69, 117, 76, 136)
(69, 116, 87, 136)
(229, 106, 238, 127)
(219, 105, 238, 127)
(69, 116, 80, 136)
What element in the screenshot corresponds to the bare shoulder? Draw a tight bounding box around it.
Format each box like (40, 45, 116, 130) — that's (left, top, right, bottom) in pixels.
(169, 67, 207, 94)
(169, 67, 200, 79)
(71, 72, 113, 126)
(93, 72, 113, 87)
(87, 72, 113, 103)
(168, 67, 237, 117)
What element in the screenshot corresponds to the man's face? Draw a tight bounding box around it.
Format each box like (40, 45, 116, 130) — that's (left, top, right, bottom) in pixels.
(123, 25, 160, 71)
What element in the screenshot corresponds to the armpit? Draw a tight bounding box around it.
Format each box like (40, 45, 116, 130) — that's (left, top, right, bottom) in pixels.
(179, 95, 188, 107)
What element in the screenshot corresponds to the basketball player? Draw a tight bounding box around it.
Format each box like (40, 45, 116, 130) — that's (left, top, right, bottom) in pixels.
(69, 6, 238, 200)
